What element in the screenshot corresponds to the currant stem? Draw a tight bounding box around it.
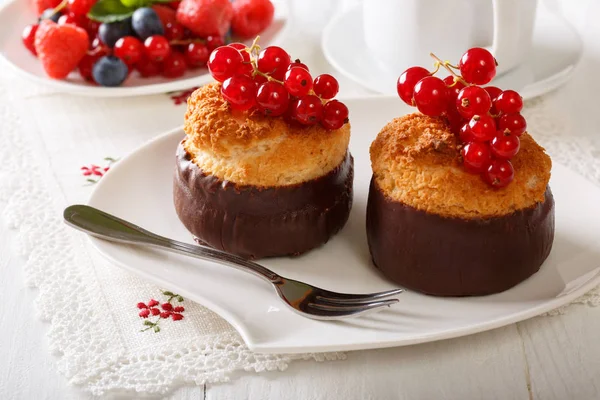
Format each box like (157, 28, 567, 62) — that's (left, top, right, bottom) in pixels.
(253, 69, 283, 85)
(430, 53, 468, 85)
(52, 0, 68, 14)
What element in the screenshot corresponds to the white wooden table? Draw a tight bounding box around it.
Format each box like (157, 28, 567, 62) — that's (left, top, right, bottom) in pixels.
(2, 1, 600, 399)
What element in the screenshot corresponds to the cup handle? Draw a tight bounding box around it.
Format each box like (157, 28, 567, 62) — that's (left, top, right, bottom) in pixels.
(490, 0, 522, 74)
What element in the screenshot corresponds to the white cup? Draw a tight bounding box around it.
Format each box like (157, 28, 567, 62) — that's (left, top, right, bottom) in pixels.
(363, 0, 538, 76)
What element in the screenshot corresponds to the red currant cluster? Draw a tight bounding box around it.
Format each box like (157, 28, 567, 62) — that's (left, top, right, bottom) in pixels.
(207, 39, 349, 130)
(397, 47, 527, 188)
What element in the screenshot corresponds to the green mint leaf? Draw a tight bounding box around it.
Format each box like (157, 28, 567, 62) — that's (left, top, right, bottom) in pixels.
(143, 320, 154, 326)
(154, 325, 160, 333)
(177, 296, 184, 302)
(88, 0, 136, 23)
(162, 291, 174, 296)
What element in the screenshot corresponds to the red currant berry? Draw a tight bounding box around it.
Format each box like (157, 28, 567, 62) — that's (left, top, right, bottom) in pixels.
(253, 74, 268, 87)
(207, 45, 244, 82)
(444, 105, 466, 135)
(136, 57, 163, 77)
(497, 113, 527, 136)
(228, 43, 249, 61)
(467, 114, 496, 142)
(494, 90, 523, 114)
(221, 75, 257, 111)
(165, 22, 185, 41)
(227, 45, 252, 76)
(150, 308, 160, 316)
(456, 86, 492, 119)
(484, 86, 502, 102)
(256, 81, 290, 116)
(397, 66, 430, 105)
(284, 66, 313, 97)
(443, 76, 466, 105)
(257, 46, 291, 80)
(292, 95, 323, 125)
(413, 76, 448, 117)
(148, 299, 159, 307)
(139, 309, 150, 318)
(174, 306, 185, 312)
(144, 35, 171, 62)
(321, 100, 349, 130)
(162, 51, 187, 78)
(58, 13, 82, 26)
(114, 36, 143, 66)
(484, 86, 502, 114)
(459, 123, 474, 142)
(136, 302, 147, 309)
(287, 60, 309, 71)
(491, 133, 520, 159)
(161, 303, 173, 311)
(78, 53, 102, 81)
(484, 159, 514, 187)
(206, 35, 224, 50)
(160, 311, 170, 318)
(313, 74, 339, 100)
(185, 43, 209, 67)
(461, 141, 492, 174)
(459, 47, 497, 85)
(22, 24, 38, 56)
(85, 19, 100, 38)
(68, 0, 95, 16)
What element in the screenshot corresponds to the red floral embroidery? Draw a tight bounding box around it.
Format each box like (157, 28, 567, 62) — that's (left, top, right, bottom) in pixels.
(81, 157, 117, 185)
(169, 87, 199, 105)
(138, 290, 185, 333)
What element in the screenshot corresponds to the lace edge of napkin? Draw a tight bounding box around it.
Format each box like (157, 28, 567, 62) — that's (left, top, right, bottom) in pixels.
(0, 85, 345, 396)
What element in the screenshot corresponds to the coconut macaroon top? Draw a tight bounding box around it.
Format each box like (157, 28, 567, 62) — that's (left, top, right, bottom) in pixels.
(370, 113, 552, 219)
(183, 83, 350, 187)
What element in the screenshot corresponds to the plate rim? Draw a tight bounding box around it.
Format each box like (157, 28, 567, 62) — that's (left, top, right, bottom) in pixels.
(88, 99, 600, 354)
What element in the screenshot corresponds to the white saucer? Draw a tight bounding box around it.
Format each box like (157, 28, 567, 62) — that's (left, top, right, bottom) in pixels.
(322, 3, 582, 99)
(87, 96, 600, 354)
(0, 0, 290, 97)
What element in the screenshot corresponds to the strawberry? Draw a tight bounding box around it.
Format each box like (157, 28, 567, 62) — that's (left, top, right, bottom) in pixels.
(33, 0, 62, 16)
(231, 0, 274, 39)
(176, 0, 233, 37)
(151, 4, 177, 26)
(35, 20, 89, 79)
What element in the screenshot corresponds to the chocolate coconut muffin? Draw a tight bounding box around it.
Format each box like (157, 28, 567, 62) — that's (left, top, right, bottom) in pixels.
(174, 83, 353, 259)
(366, 113, 554, 296)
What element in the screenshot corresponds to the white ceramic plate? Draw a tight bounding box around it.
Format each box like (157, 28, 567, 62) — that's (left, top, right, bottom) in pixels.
(0, 0, 290, 97)
(88, 96, 600, 354)
(322, 3, 582, 99)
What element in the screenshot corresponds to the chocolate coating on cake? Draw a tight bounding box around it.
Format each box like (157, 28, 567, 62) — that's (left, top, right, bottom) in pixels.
(174, 141, 354, 259)
(366, 179, 555, 296)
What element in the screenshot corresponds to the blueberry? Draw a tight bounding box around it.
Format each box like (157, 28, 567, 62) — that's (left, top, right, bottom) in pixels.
(92, 56, 129, 87)
(98, 18, 133, 48)
(40, 8, 61, 23)
(132, 8, 164, 41)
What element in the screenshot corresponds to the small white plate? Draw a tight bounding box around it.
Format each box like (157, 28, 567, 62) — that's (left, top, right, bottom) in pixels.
(322, 3, 582, 99)
(88, 96, 600, 354)
(0, 0, 290, 97)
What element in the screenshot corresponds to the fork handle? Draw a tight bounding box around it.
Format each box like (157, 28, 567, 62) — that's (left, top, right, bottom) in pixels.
(63, 205, 281, 284)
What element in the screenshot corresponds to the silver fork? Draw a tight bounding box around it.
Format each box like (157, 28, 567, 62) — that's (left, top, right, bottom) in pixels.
(63, 205, 403, 320)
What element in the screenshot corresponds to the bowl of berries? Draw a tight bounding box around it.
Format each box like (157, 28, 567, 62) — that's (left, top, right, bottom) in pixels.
(0, 0, 289, 96)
